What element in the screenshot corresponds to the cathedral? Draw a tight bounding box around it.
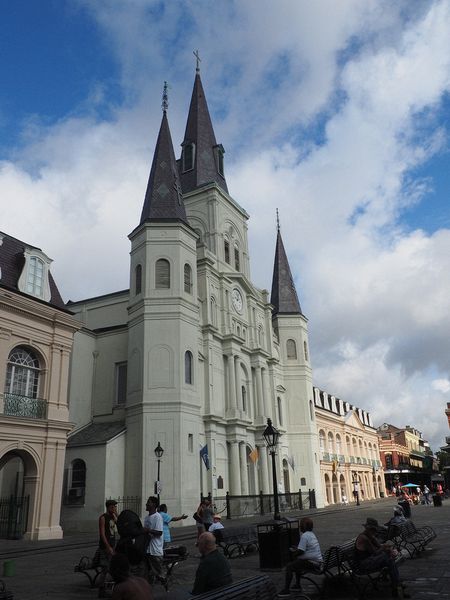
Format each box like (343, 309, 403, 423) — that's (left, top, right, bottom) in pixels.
(61, 65, 324, 531)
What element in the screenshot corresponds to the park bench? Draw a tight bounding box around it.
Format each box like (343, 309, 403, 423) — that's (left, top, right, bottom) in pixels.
(217, 525, 258, 558)
(193, 574, 278, 600)
(286, 545, 343, 596)
(337, 539, 407, 599)
(74, 554, 107, 588)
(391, 521, 436, 558)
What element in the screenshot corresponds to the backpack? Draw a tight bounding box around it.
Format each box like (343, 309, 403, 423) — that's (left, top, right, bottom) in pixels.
(116, 510, 148, 563)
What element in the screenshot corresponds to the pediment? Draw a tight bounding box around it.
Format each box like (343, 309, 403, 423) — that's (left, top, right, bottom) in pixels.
(344, 409, 365, 430)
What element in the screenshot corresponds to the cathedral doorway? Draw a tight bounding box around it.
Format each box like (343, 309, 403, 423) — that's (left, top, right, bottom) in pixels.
(0, 451, 32, 539)
(324, 473, 331, 504)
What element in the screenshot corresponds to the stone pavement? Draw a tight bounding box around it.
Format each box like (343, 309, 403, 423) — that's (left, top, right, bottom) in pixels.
(0, 497, 449, 599)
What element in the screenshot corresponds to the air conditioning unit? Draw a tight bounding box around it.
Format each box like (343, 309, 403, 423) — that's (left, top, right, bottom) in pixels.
(69, 487, 84, 498)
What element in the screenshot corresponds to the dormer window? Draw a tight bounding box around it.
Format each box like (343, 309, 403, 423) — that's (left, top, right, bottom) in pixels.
(17, 247, 52, 302)
(215, 144, 225, 177)
(183, 142, 195, 172)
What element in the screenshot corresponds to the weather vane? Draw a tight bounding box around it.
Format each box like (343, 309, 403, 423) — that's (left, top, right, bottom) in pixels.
(193, 49, 201, 73)
(162, 81, 169, 113)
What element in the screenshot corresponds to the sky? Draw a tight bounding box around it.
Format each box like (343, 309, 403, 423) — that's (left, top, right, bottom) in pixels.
(1, 0, 450, 453)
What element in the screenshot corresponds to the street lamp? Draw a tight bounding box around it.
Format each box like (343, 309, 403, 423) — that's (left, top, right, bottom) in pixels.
(263, 418, 281, 520)
(352, 471, 360, 506)
(154, 442, 164, 505)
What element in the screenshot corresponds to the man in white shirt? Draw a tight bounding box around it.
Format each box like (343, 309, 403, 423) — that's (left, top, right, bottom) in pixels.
(278, 517, 322, 597)
(143, 496, 164, 580)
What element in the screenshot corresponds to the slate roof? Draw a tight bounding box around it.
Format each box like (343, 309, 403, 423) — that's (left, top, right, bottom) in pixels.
(178, 72, 229, 195)
(67, 421, 126, 447)
(270, 229, 303, 316)
(140, 111, 189, 225)
(0, 231, 65, 309)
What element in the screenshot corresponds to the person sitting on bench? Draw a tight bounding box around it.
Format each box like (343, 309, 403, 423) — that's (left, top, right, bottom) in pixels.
(192, 532, 232, 595)
(278, 517, 323, 597)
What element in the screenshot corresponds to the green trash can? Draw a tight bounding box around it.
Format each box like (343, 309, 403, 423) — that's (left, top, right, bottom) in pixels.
(2, 561, 14, 577)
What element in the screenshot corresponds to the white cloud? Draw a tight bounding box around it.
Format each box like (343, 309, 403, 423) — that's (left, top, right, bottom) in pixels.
(432, 379, 450, 393)
(2, 0, 450, 451)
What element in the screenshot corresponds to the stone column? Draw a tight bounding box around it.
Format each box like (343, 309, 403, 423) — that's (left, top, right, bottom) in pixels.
(229, 441, 241, 495)
(234, 356, 240, 410)
(255, 367, 264, 417)
(239, 442, 249, 495)
(228, 354, 236, 411)
(258, 444, 270, 493)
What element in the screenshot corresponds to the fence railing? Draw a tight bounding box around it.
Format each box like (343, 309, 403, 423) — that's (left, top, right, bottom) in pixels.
(0, 495, 29, 539)
(209, 489, 316, 519)
(107, 495, 142, 515)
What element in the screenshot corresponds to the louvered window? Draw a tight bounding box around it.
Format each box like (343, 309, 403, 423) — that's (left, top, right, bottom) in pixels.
(234, 247, 240, 271)
(155, 259, 170, 289)
(224, 240, 230, 264)
(183, 143, 195, 172)
(185, 351, 193, 384)
(287, 339, 297, 359)
(184, 264, 192, 294)
(135, 264, 142, 295)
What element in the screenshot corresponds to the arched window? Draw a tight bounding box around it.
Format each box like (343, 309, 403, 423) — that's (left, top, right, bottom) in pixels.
(336, 435, 342, 455)
(319, 430, 325, 453)
(286, 339, 297, 359)
(5, 347, 40, 399)
(184, 263, 192, 294)
(155, 259, 170, 289)
(224, 239, 230, 264)
(241, 386, 247, 412)
(185, 351, 193, 384)
(183, 142, 195, 171)
(135, 264, 142, 295)
(27, 256, 44, 296)
(67, 459, 86, 504)
(328, 432, 334, 453)
(304, 341, 309, 361)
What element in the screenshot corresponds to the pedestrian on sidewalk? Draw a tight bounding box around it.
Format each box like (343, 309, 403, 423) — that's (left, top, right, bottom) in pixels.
(158, 503, 188, 545)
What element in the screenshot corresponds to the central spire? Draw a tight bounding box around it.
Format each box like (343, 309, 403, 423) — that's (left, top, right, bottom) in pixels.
(139, 83, 188, 225)
(178, 57, 228, 195)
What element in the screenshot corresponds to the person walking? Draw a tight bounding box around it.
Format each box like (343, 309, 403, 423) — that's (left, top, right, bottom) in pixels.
(143, 496, 164, 581)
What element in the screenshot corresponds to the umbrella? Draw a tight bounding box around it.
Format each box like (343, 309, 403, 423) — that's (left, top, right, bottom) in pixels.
(401, 483, 420, 488)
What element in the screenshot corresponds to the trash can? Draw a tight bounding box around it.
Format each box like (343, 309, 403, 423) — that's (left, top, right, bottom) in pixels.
(397, 500, 411, 518)
(432, 494, 442, 507)
(2, 561, 14, 578)
(257, 519, 298, 570)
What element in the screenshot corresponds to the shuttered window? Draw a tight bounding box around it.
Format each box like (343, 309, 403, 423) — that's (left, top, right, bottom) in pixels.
(184, 263, 192, 294)
(155, 259, 170, 289)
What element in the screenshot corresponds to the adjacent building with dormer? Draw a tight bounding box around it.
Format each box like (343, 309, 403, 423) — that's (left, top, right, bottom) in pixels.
(0, 233, 79, 539)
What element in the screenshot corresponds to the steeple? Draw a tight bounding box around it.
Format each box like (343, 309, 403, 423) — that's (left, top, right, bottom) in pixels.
(140, 83, 188, 225)
(270, 211, 303, 316)
(178, 53, 228, 195)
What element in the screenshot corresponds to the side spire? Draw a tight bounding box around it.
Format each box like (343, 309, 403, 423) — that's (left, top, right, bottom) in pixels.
(178, 56, 228, 194)
(270, 211, 303, 317)
(140, 83, 188, 225)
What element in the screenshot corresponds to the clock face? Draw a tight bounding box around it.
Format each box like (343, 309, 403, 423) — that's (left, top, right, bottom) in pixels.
(232, 288, 243, 312)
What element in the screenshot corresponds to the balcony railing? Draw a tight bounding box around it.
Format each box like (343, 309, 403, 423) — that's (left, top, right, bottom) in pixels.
(2, 393, 47, 419)
(322, 452, 330, 461)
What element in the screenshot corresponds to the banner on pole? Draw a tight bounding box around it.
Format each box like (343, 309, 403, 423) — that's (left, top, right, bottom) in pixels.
(249, 448, 259, 463)
(200, 444, 210, 470)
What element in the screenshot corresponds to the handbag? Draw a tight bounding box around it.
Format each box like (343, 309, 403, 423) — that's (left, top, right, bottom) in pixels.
(192, 512, 203, 523)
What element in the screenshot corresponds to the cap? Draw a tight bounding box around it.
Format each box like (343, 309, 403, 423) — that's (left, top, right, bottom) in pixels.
(106, 499, 118, 507)
(213, 514, 221, 520)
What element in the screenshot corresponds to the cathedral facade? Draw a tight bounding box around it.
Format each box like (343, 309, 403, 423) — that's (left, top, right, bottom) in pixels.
(61, 68, 324, 530)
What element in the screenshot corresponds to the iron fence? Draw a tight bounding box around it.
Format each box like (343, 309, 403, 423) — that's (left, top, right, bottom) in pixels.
(210, 489, 316, 519)
(107, 495, 142, 515)
(0, 495, 29, 539)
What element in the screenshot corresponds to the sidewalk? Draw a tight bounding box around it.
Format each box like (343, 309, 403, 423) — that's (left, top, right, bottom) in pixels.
(1, 498, 449, 599)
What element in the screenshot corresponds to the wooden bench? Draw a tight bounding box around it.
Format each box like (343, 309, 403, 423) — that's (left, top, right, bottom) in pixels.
(292, 545, 342, 596)
(217, 525, 258, 558)
(193, 574, 277, 599)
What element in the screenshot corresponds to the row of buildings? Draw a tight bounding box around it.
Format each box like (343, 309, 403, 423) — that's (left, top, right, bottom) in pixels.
(0, 65, 439, 539)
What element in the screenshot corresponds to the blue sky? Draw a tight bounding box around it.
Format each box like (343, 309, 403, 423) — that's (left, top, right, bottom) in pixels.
(2, 0, 450, 452)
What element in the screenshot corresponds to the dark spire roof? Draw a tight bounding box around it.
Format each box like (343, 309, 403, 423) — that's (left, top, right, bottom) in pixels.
(140, 101, 188, 225)
(178, 70, 228, 194)
(270, 223, 303, 317)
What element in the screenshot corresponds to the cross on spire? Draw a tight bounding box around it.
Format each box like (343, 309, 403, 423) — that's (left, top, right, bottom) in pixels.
(162, 81, 169, 113)
(276, 208, 280, 233)
(193, 49, 201, 72)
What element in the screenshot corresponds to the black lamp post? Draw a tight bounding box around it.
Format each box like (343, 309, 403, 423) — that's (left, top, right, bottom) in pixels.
(154, 442, 164, 505)
(263, 418, 281, 520)
(352, 471, 360, 506)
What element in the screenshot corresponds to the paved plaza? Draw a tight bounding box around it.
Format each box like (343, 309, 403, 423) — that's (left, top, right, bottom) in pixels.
(1, 498, 449, 599)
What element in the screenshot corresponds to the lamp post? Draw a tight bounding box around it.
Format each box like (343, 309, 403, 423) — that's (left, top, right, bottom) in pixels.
(154, 442, 164, 505)
(352, 471, 360, 506)
(263, 418, 281, 520)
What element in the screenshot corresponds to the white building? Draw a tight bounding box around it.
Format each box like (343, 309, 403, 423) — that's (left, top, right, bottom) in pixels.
(61, 67, 324, 531)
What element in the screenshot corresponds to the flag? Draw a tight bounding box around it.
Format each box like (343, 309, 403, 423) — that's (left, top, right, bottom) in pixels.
(249, 448, 259, 463)
(287, 455, 295, 470)
(200, 444, 210, 470)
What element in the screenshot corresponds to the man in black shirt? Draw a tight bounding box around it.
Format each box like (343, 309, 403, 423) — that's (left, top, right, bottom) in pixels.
(192, 532, 232, 595)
